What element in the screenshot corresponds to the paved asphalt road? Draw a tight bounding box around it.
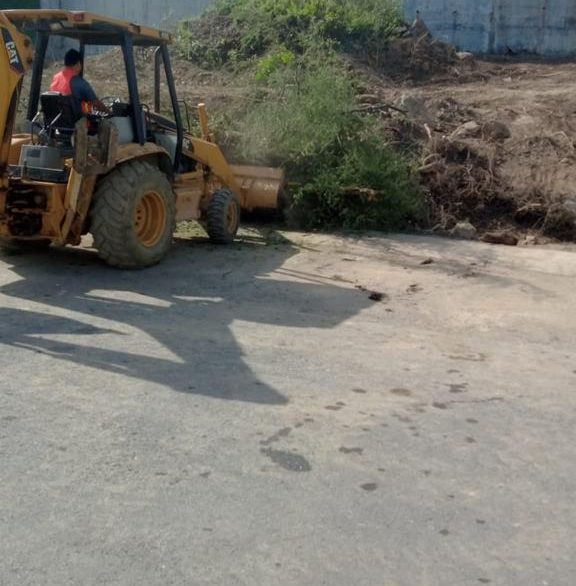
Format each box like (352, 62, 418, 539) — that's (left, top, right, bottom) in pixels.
(0, 229, 575, 586)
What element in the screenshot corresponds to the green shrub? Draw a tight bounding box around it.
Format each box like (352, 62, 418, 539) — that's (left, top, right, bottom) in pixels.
(237, 63, 355, 166)
(294, 139, 422, 230)
(255, 47, 296, 81)
(176, 0, 421, 232)
(234, 63, 421, 230)
(176, 0, 402, 68)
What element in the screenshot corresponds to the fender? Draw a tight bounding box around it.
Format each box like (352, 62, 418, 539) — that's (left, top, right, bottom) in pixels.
(0, 13, 33, 186)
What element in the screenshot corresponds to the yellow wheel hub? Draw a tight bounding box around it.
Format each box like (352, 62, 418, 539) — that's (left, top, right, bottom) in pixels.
(227, 201, 239, 233)
(134, 191, 167, 248)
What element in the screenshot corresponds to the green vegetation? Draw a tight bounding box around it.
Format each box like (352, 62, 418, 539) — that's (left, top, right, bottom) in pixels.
(176, 0, 403, 68)
(176, 0, 422, 231)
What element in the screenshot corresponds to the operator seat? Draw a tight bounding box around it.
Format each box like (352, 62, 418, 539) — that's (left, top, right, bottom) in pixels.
(39, 92, 80, 142)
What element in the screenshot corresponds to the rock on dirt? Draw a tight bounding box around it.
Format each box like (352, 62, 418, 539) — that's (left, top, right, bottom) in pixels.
(482, 121, 511, 141)
(543, 198, 576, 240)
(357, 94, 381, 105)
(481, 231, 519, 246)
(456, 51, 475, 63)
(398, 94, 434, 124)
(452, 120, 482, 139)
(451, 222, 478, 240)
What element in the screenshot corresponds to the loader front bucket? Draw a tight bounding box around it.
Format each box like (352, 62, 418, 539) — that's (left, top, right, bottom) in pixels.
(230, 165, 285, 212)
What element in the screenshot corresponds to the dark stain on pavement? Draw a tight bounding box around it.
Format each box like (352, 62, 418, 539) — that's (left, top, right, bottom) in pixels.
(390, 388, 413, 397)
(352, 388, 367, 394)
(261, 448, 312, 472)
(447, 383, 469, 393)
(339, 446, 364, 455)
(449, 352, 487, 362)
(360, 483, 378, 492)
(392, 414, 413, 423)
(439, 529, 450, 536)
(368, 291, 387, 302)
(260, 427, 292, 446)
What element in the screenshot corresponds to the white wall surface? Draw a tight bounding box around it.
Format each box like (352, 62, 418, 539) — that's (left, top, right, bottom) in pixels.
(405, 0, 576, 55)
(41, 0, 212, 29)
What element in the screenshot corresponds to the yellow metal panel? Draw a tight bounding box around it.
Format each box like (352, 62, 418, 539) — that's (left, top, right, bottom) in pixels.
(0, 12, 33, 183)
(8, 134, 30, 166)
(174, 186, 203, 222)
(1, 10, 172, 43)
(188, 138, 245, 206)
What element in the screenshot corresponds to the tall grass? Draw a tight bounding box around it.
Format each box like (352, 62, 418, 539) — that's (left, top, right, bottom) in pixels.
(176, 0, 421, 231)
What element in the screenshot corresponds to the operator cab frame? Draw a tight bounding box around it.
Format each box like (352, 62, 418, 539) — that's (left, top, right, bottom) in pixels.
(8, 9, 185, 175)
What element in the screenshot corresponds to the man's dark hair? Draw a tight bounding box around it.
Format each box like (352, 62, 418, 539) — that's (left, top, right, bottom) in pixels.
(64, 49, 82, 67)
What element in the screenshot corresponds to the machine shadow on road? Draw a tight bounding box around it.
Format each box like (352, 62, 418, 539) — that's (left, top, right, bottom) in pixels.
(0, 230, 371, 405)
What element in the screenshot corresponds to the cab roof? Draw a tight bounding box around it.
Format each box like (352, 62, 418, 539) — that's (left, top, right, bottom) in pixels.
(1, 9, 172, 46)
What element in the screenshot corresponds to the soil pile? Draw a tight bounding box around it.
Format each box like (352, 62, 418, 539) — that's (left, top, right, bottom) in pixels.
(351, 48, 576, 241)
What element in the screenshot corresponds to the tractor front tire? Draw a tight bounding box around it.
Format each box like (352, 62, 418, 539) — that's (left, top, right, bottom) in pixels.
(206, 189, 240, 244)
(91, 161, 176, 268)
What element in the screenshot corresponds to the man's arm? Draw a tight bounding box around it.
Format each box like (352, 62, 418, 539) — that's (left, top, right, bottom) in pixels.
(70, 76, 110, 113)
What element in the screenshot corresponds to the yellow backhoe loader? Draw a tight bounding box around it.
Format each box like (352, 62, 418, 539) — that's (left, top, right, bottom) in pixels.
(0, 9, 284, 267)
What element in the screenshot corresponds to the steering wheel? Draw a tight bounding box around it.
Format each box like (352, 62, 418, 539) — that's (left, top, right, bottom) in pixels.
(100, 96, 121, 109)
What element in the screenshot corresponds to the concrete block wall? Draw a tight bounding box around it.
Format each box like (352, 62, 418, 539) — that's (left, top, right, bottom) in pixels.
(41, 0, 212, 29)
(404, 0, 576, 56)
(40, 0, 212, 57)
(37, 0, 576, 57)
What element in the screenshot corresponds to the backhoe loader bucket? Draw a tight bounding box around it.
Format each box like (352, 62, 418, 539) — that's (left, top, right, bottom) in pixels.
(191, 104, 284, 212)
(230, 165, 285, 212)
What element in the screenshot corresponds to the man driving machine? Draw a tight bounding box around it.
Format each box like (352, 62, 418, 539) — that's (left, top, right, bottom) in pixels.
(50, 49, 109, 114)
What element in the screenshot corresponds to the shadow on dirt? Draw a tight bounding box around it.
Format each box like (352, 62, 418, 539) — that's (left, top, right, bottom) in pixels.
(0, 229, 370, 405)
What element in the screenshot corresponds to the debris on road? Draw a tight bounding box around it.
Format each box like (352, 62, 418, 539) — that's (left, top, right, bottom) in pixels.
(451, 222, 478, 240)
(481, 231, 520, 246)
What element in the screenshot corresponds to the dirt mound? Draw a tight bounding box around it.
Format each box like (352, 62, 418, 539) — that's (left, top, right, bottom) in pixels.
(348, 21, 476, 85)
(350, 44, 576, 242)
(379, 20, 460, 81)
(420, 136, 516, 232)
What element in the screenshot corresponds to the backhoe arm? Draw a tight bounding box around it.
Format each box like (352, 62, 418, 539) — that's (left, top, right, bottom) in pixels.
(0, 12, 33, 188)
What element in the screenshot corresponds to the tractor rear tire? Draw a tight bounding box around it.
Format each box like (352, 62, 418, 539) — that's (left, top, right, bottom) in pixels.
(206, 189, 240, 244)
(90, 160, 176, 269)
